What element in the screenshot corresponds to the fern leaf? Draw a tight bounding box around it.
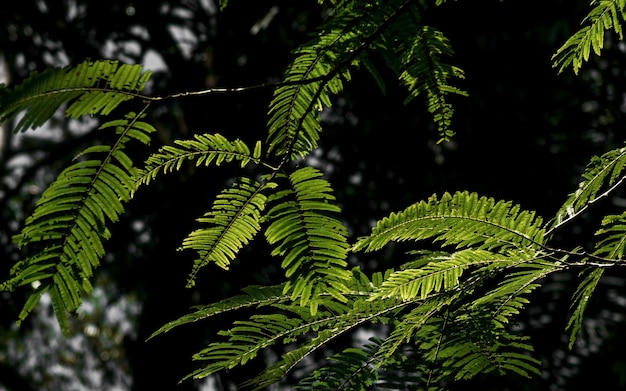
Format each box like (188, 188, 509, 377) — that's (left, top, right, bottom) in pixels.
(264, 166, 351, 314)
(266, 0, 410, 159)
(353, 191, 545, 254)
(396, 23, 466, 141)
(594, 211, 626, 259)
(0, 60, 150, 132)
(370, 249, 501, 302)
(566, 268, 604, 349)
(266, 17, 354, 159)
(182, 177, 274, 287)
(187, 313, 308, 377)
(419, 315, 540, 382)
(470, 260, 560, 328)
(548, 145, 626, 234)
(186, 307, 355, 384)
(552, 0, 626, 74)
(2, 112, 154, 333)
(135, 134, 261, 187)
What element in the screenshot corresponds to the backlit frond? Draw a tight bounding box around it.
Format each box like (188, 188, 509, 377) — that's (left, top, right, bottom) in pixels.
(552, 0, 626, 74)
(2, 112, 155, 333)
(566, 268, 604, 349)
(353, 191, 545, 254)
(182, 177, 274, 287)
(0, 60, 150, 132)
(594, 211, 626, 259)
(548, 145, 626, 233)
(264, 166, 351, 314)
(371, 249, 512, 302)
(135, 134, 262, 187)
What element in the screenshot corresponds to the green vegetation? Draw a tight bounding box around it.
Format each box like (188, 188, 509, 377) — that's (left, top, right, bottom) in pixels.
(2, 0, 626, 389)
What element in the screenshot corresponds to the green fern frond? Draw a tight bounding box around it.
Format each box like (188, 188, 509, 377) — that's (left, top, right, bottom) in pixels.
(396, 23, 466, 142)
(173, 272, 409, 388)
(566, 268, 604, 349)
(439, 332, 540, 380)
(186, 313, 309, 379)
(371, 249, 503, 302)
(353, 191, 545, 254)
(548, 145, 626, 234)
(552, 0, 626, 74)
(266, 0, 421, 160)
(182, 177, 275, 287)
(186, 300, 362, 385)
(1, 112, 154, 333)
(0, 60, 150, 132)
(149, 284, 287, 339)
(470, 260, 560, 328)
(418, 314, 540, 382)
(264, 166, 351, 314)
(594, 211, 626, 259)
(266, 14, 355, 159)
(135, 134, 262, 187)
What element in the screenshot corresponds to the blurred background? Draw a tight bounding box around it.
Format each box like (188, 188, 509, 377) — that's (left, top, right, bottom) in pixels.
(1, 1, 626, 390)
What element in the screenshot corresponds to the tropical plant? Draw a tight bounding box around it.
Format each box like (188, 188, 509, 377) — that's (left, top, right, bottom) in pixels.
(2, 0, 626, 389)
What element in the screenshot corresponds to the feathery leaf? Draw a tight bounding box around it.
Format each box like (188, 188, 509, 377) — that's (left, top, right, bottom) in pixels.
(2, 112, 154, 332)
(265, 167, 351, 314)
(0, 60, 150, 132)
(135, 134, 261, 187)
(182, 177, 275, 286)
(566, 268, 604, 349)
(548, 144, 626, 234)
(353, 191, 545, 254)
(552, 0, 626, 74)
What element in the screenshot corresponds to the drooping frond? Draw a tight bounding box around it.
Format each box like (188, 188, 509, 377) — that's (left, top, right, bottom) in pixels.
(353, 191, 545, 254)
(264, 166, 351, 314)
(0, 60, 151, 132)
(267, 0, 437, 160)
(547, 144, 626, 234)
(1, 111, 155, 333)
(135, 134, 262, 187)
(566, 268, 604, 349)
(382, 9, 466, 142)
(182, 177, 274, 287)
(552, 0, 626, 74)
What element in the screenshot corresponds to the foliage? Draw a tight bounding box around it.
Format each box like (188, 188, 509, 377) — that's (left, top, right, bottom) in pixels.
(2, 0, 626, 390)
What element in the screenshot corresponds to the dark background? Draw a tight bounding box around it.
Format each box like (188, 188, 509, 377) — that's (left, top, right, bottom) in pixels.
(1, 1, 626, 390)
